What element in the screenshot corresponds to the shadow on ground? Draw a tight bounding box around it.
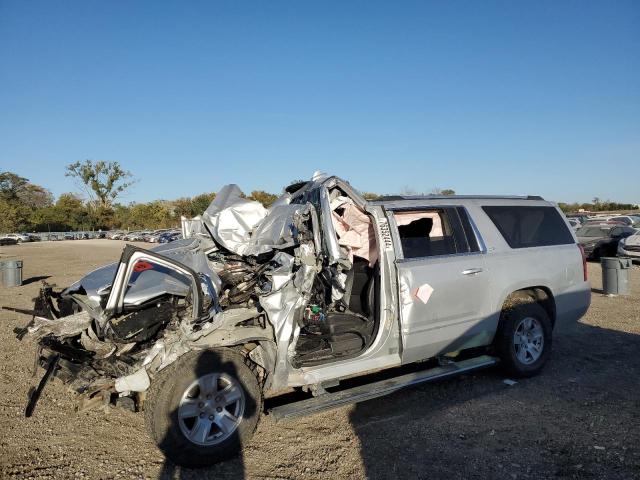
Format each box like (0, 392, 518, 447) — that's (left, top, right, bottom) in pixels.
(349, 322, 640, 479)
(21, 275, 51, 286)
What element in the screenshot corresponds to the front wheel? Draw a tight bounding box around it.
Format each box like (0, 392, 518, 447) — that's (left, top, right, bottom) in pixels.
(494, 302, 552, 378)
(145, 348, 262, 468)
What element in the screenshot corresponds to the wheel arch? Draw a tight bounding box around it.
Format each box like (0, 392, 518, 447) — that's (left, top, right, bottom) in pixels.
(500, 286, 556, 327)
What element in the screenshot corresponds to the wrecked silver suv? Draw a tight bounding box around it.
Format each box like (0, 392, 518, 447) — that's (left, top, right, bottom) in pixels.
(16, 172, 590, 467)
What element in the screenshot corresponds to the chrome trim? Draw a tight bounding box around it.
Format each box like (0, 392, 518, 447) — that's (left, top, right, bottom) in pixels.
(395, 250, 486, 264)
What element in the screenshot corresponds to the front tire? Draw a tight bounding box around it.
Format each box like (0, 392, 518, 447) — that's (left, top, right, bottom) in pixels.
(494, 302, 552, 378)
(145, 348, 262, 468)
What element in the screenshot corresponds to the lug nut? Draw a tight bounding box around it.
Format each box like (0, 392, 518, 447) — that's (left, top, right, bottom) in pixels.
(215, 396, 222, 402)
(198, 402, 204, 407)
(199, 413, 205, 418)
(216, 407, 222, 413)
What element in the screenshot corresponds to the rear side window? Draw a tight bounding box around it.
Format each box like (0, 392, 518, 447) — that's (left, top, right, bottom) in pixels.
(394, 207, 480, 259)
(482, 206, 574, 248)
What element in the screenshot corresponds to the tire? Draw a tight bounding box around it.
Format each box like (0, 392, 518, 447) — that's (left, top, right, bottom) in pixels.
(145, 348, 262, 468)
(494, 301, 552, 378)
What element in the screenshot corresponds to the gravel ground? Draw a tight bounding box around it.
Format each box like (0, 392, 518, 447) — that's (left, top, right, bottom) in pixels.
(1, 240, 639, 480)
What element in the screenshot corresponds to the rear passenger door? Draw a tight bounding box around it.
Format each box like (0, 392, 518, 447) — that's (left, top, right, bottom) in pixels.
(388, 206, 493, 364)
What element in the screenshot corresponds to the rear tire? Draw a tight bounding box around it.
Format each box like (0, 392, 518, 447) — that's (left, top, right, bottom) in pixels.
(145, 348, 262, 468)
(494, 302, 552, 378)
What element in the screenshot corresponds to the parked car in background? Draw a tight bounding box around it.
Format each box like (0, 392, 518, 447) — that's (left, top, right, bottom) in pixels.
(121, 231, 138, 241)
(582, 219, 627, 228)
(129, 231, 151, 241)
(157, 230, 182, 243)
(608, 215, 640, 227)
(0, 235, 19, 245)
(146, 231, 165, 243)
(146, 229, 172, 242)
(576, 225, 637, 260)
(566, 214, 589, 225)
(2, 233, 31, 243)
(618, 230, 640, 262)
(567, 218, 581, 230)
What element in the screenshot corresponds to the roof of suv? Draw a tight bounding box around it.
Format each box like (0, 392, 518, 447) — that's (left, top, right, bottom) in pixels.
(369, 195, 555, 212)
(373, 195, 544, 202)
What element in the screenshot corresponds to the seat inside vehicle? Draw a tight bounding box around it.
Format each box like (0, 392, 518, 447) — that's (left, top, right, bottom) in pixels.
(293, 258, 379, 368)
(292, 187, 380, 368)
(397, 211, 457, 258)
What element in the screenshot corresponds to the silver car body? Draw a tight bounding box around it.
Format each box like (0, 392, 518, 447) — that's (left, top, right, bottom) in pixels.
(19, 174, 591, 402)
(618, 232, 640, 259)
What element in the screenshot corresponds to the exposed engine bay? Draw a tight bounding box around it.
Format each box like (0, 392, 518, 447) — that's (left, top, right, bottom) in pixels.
(15, 173, 381, 414)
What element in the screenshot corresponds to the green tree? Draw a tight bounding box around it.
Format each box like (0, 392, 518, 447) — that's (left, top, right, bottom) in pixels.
(248, 190, 278, 208)
(362, 192, 380, 201)
(0, 171, 53, 232)
(430, 187, 456, 195)
(0, 198, 31, 232)
(0, 172, 29, 201)
(190, 192, 216, 216)
(66, 160, 135, 209)
(126, 201, 172, 229)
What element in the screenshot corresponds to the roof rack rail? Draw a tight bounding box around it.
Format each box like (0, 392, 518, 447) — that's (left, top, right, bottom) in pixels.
(374, 194, 545, 201)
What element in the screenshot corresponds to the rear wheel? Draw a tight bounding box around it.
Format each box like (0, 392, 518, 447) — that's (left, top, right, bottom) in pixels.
(145, 348, 262, 467)
(494, 302, 552, 378)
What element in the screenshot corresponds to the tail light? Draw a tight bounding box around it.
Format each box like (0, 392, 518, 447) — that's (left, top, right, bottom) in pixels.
(578, 244, 587, 281)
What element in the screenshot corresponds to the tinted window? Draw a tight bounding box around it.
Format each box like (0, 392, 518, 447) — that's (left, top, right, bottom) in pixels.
(576, 226, 610, 237)
(483, 206, 574, 248)
(395, 207, 480, 259)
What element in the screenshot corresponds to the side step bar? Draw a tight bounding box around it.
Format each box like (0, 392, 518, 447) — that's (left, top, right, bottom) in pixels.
(268, 355, 498, 422)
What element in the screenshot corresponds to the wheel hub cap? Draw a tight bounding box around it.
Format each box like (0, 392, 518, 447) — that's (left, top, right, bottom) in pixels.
(513, 317, 544, 365)
(178, 372, 245, 446)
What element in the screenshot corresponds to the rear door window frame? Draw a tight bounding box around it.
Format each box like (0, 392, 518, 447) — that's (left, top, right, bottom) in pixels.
(387, 205, 486, 262)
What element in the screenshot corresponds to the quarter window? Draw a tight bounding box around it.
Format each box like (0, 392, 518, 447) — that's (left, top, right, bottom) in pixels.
(482, 206, 574, 248)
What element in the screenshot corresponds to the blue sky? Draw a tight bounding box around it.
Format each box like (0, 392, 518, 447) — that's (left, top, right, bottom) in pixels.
(1, 1, 638, 204)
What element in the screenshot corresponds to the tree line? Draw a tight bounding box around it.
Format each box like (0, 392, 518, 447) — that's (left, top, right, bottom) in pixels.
(4, 161, 633, 233)
(0, 163, 279, 233)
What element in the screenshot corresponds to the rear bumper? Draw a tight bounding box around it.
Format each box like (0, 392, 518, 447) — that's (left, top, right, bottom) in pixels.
(554, 281, 591, 328)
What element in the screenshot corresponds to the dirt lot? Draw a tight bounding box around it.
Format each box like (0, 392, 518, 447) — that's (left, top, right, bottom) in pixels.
(1, 240, 639, 480)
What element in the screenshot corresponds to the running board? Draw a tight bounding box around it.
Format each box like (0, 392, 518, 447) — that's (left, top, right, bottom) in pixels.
(268, 355, 498, 422)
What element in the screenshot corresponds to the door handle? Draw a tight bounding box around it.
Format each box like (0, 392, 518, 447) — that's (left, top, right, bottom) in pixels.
(462, 268, 483, 275)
